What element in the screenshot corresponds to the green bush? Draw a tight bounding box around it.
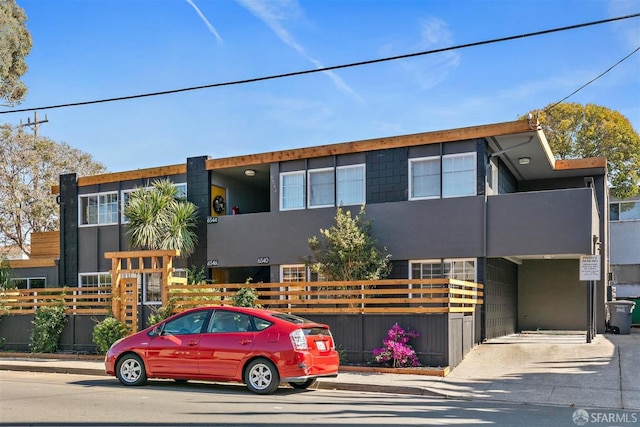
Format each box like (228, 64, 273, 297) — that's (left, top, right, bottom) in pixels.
(93, 317, 129, 354)
(232, 281, 261, 308)
(147, 299, 175, 326)
(30, 304, 67, 353)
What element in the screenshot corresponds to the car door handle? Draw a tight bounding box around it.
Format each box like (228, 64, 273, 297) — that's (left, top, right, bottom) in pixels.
(240, 339, 252, 345)
(187, 340, 199, 347)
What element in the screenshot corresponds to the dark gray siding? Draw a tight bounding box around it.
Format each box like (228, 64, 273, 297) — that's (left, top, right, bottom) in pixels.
(59, 173, 78, 286)
(187, 156, 210, 271)
(483, 258, 518, 339)
(487, 188, 596, 257)
(207, 197, 485, 267)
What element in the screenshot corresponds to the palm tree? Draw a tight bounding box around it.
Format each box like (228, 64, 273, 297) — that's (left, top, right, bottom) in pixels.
(124, 179, 198, 257)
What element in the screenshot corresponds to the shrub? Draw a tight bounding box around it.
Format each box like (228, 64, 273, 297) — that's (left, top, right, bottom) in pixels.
(232, 279, 262, 308)
(148, 299, 175, 326)
(372, 323, 421, 368)
(93, 317, 129, 354)
(30, 304, 67, 353)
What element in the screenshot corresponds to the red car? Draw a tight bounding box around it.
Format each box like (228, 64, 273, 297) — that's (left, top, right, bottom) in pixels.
(105, 306, 339, 394)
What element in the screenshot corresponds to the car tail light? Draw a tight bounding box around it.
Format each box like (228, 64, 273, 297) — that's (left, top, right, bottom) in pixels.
(290, 329, 308, 350)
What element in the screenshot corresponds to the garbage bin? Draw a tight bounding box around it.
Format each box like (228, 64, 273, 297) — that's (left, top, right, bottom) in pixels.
(606, 300, 636, 334)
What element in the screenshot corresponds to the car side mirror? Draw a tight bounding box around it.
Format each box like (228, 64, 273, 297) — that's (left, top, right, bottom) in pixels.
(149, 324, 164, 337)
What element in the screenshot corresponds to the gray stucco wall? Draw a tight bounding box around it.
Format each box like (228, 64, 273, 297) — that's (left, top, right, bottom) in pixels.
(518, 259, 587, 331)
(207, 197, 485, 267)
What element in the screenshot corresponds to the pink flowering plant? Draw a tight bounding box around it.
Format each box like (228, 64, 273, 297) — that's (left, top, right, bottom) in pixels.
(372, 323, 421, 368)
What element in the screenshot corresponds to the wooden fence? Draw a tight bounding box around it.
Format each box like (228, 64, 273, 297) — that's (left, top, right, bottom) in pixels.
(0, 286, 111, 315)
(0, 279, 483, 318)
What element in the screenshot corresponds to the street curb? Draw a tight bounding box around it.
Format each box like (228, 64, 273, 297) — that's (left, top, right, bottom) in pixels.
(0, 364, 108, 377)
(0, 363, 446, 397)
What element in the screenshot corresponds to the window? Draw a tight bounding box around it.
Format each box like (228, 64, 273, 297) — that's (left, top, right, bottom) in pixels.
(10, 277, 45, 289)
(121, 183, 186, 223)
(208, 310, 252, 333)
(443, 153, 476, 198)
(280, 171, 305, 210)
(308, 168, 335, 208)
(79, 273, 112, 307)
(337, 164, 365, 206)
(144, 273, 162, 305)
(610, 201, 640, 221)
(409, 157, 440, 200)
(164, 310, 209, 335)
(80, 192, 119, 225)
(281, 265, 306, 283)
(411, 259, 476, 282)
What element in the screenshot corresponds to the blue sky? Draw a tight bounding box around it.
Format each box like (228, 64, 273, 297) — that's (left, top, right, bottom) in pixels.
(4, 0, 640, 172)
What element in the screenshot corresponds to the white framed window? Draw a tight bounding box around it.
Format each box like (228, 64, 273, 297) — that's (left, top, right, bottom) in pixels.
(281, 264, 307, 305)
(280, 171, 306, 210)
(121, 182, 187, 223)
(79, 192, 119, 226)
(409, 157, 441, 200)
(410, 259, 476, 282)
(308, 168, 335, 208)
(281, 264, 307, 283)
(337, 164, 365, 206)
(442, 153, 476, 198)
(10, 277, 46, 289)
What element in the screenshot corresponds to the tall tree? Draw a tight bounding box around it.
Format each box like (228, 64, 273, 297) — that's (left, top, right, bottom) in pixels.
(0, 125, 106, 255)
(306, 206, 391, 281)
(124, 178, 199, 257)
(0, 0, 32, 105)
(527, 103, 640, 199)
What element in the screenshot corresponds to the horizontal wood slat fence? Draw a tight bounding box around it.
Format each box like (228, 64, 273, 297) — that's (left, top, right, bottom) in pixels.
(0, 279, 483, 317)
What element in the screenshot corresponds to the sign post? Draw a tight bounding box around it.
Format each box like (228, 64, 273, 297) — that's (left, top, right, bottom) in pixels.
(580, 255, 601, 343)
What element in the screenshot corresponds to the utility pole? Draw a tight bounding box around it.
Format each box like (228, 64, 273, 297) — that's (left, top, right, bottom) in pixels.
(20, 111, 48, 137)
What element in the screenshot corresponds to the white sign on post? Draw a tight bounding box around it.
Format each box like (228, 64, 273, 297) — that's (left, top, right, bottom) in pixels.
(579, 255, 601, 281)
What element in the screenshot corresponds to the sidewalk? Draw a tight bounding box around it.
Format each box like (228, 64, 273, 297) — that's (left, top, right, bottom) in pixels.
(1, 330, 638, 410)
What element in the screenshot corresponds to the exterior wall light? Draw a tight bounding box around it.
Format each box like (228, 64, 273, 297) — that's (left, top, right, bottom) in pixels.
(244, 169, 256, 176)
(518, 157, 531, 165)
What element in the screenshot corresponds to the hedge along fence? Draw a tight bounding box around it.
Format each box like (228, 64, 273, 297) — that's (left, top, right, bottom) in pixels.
(0, 278, 483, 322)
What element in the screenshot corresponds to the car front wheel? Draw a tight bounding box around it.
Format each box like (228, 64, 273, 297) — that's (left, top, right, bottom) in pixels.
(244, 358, 280, 395)
(116, 354, 147, 386)
(288, 378, 317, 389)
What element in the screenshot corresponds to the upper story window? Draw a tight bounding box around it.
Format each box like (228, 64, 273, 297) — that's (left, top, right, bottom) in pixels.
(80, 192, 118, 226)
(409, 156, 440, 200)
(610, 201, 640, 221)
(280, 171, 306, 210)
(308, 168, 335, 208)
(280, 164, 366, 211)
(442, 153, 476, 198)
(121, 182, 187, 223)
(337, 164, 365, 206)
(409, 153, 476, 200)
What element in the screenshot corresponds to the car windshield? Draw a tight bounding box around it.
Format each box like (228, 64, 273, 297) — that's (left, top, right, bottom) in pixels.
(270, 313, 315, 324)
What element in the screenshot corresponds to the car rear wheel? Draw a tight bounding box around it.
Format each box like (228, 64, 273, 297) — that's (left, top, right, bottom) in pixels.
(288, 378, 317, 389)
(116, 354, 147, 386)
(245, 358, 280, 395)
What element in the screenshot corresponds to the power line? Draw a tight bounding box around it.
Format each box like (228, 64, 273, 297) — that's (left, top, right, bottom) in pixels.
(1, 12, 639, 115)
(545, 45, 640, 113)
